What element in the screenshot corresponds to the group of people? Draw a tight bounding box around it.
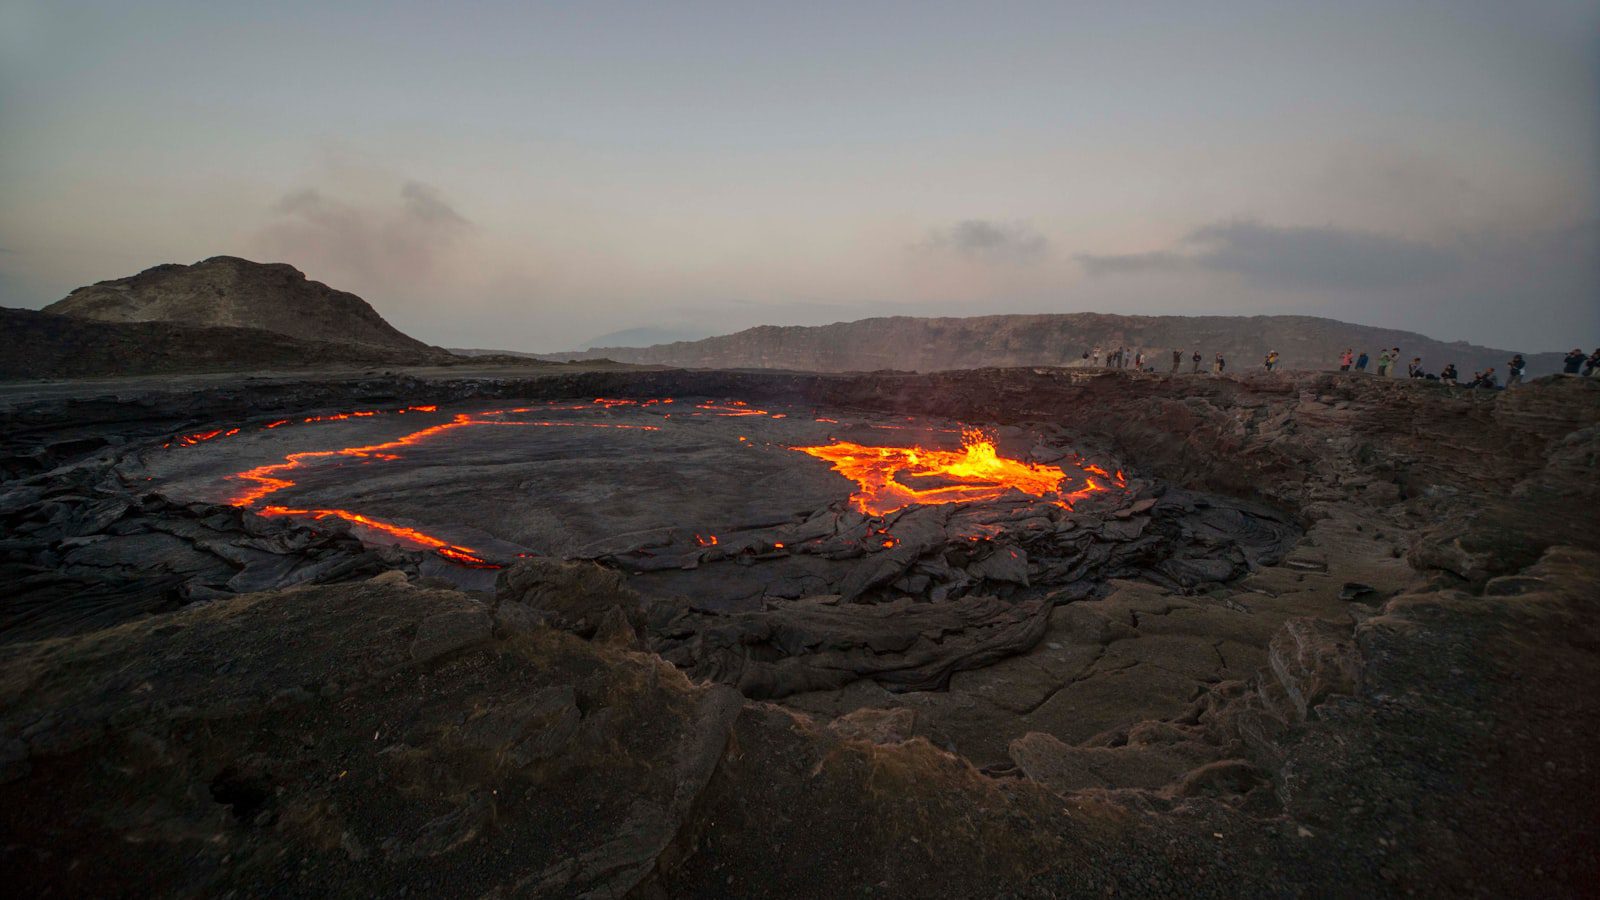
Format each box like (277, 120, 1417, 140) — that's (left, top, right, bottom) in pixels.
(1085, 346, 1232, 374)
(1565, 348, 1600, 377)
(1334, 346, 1600, 388)
(1078, 344, 1600, 385)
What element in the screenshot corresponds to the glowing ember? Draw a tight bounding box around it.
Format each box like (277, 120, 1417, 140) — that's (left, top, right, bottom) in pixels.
(793, 429, 1113, 515)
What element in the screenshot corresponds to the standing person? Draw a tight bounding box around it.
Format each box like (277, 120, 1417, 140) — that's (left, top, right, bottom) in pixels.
(1263, 350, 1279, 371)
(1506, 354, 1526, 388)
(1134, 350, 1145, 370)
(1171, 349, 1182, 373)
(1585, 348, 1600, 377)
(1407, 357, 1423, 378)
(1563, 348, 1585, 374)
(1091, 346, 1102, 366)
(1192, 350, 1203, 373)
(1213, 353, 1226, 375)
(1355, 351, 1369, 372)
(1375, 349, 1390, 376)
(1440, 363, 1458, 384)
(1339, 349, 1353, 371)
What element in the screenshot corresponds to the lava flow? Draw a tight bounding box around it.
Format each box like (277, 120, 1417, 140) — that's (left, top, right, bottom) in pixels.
(793, 429, 1113, 515)
(218, 402, 665, 567)
(185, 397, 1115, 568)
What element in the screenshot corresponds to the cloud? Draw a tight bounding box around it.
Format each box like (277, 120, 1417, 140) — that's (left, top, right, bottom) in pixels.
(1074, 250, 1187, 277)
(922, 219, 1049, 264)
(255, 179, 471, 290)
(1077, 219, 1459, 289)
(400, 181, 470, 228)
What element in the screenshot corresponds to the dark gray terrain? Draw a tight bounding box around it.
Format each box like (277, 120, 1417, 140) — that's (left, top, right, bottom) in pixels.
(1, 364, 1596, 897)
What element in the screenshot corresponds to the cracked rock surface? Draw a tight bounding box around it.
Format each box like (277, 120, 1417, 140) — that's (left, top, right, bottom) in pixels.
(1, 366, 1597, 897)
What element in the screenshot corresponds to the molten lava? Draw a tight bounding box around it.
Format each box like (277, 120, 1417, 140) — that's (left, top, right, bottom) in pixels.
(213, 401, 669, 567)
(174, 397, 1117, 569)
(793, 429, 1112, 515)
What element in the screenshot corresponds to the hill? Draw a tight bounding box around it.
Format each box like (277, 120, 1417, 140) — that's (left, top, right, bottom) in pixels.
(0, 307, 450, 380)
(43, 256, 434, 353)
(546, 313, 1562, 376)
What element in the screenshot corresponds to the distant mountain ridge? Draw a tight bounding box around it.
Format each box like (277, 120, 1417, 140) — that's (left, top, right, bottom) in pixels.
(44, 256, 435, 354)
(543, 313, 1563, 376)
(581, 326, 715, 349)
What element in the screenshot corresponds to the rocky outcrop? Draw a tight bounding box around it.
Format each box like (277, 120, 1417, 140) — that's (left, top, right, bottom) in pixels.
(44, 256, 436, 353)
(1, 547, 1595, 897)
(551, 312, 1566, 376)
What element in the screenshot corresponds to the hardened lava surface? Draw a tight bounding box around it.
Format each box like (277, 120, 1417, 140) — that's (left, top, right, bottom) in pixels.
(128, 394, 1297, 702)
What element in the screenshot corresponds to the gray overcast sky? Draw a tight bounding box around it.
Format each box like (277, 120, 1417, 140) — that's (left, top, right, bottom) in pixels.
(2, 0, 1596, 351)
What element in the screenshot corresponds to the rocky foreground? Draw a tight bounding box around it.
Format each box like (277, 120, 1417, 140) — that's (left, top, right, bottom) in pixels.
(1, 367, 1597, 897)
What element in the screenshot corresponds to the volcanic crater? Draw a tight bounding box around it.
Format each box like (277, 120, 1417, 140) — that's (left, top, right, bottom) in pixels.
(4, 366, 1597, 897)
(120, 390, 1300, 762)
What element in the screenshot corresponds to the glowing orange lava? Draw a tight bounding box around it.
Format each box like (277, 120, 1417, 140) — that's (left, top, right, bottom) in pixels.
(695, 400, 768, 416)
(171, 397, 1116, 568)
(211, 400, 670, 567)
(793, 429, 1113, 515)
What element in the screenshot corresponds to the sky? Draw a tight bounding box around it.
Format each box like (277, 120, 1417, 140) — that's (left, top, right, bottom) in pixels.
(1, 0, 1596, 352)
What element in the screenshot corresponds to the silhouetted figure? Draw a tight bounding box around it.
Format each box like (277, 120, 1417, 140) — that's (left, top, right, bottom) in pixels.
(1192, 351, 1202, 373)
(1407, 357, 1423, 378)
(1263, 350, 1279, 371)
(1376, 349, 1392, 376)
(1213, 353, 1226, 375)
(1585, 349, 1600, 377)
(1339, 349, 1353, 371)
(1355, 351, 1369, 371)
(1506, 354, 1525, 388)
(1171, 349, 1182, 373)
(1478, 367, 1498, 389)
(1564, 349, 1585, 374)
(1440, 363, 1458, 384)
(1091, 346, 1102, 366)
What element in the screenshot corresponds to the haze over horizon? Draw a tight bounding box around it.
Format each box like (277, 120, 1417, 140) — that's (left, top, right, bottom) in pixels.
(2, 1, 1596, 353)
